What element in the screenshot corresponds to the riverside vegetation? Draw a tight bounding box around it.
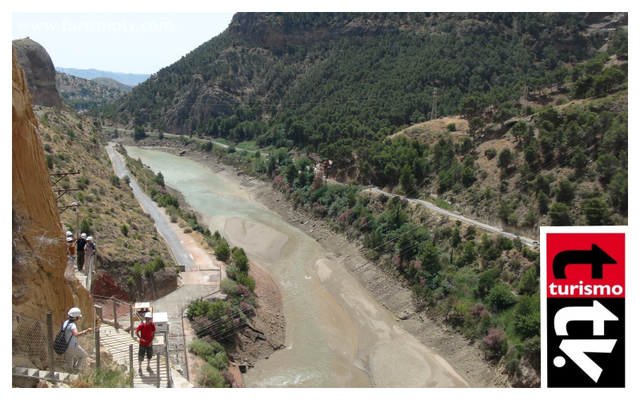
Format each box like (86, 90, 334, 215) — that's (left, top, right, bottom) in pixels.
(118, 146, 259, 388)
(93, 13, 628, 386)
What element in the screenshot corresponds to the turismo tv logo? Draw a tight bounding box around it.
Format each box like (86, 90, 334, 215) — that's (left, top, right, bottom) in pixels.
(543, 228, 625, 388)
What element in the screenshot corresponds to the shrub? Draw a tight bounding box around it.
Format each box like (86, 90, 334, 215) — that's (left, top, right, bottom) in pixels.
(110, 175, 120, 187)
(207, 352, 228, 371)
(225, 265, 239, 280)
(487, 282, 517, 311)
(170, 215, 178, 223)
(80, 218, 92, 235)
(45, 154, 54, 169)
(220, 370, 235, 387)
(482, 328, 507, 359)
(130, 262, 143, 279)
(197, 365, 227, 388)
(120, 224, 128, 237)
(220, 279, 238, 296)
(183, 227, 193, 233)
(123, 175, 131, 185)
(446, 122, 456, 131)
(485, 148, 498, 160)
(236, 273, 256, 292)
(188, 339, 214, 358)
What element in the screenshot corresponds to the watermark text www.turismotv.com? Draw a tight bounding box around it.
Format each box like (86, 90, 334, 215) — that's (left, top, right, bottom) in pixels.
(17, 20, 173, 33)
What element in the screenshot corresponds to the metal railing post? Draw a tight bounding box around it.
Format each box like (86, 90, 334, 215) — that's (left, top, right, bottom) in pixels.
(95, 329, 101, 369)
(130, 304, 134, 338)
(156, 352, 161, 388)
(164, 332, 171, 387)
(46, 312, 55, 378)
(95, 305, 103, 322)
(112, 297, 118, 330)
(129, 344, 134, 373)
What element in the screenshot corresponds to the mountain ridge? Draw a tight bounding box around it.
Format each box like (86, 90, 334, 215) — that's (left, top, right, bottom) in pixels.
(55, 67, 150, 86)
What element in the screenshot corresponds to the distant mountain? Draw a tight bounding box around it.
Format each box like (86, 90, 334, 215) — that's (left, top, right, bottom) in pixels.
(56, 71, 129, 112)
(55, 67, 150, 86)
(91, 77, 132, 93)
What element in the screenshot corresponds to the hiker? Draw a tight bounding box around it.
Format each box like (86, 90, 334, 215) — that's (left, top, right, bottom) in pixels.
(136, 312, 156, 375)
(63, 307, 92, 372)
(66, 237, 76, 259)
(76, 233, 87, 272)
(84, 236, 97, 275)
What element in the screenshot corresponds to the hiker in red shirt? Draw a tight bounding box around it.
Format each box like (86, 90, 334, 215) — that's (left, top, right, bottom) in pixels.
(136, 312, 156, 375)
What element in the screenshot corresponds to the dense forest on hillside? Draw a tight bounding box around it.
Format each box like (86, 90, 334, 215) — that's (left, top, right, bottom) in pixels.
(98, 12, 627, 232)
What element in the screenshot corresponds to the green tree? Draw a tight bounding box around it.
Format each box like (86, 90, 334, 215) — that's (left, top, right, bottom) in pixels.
(468, 117, 486, 137)
(582, 198, 610, 225)
(511, 121, 528, 143)
(555, 179, 574, 204)
(80, 218, 92, 235)
(419, 241, 440, 274)
(498, 148, 513, 170)
(537, 191, 550, 215)
(487, 281, 517, 311)
(498, 201, 514, 223)
(451, 227, 461, 248)
(517, 266, 539, 295)
(133, 126, 146, 141)
(570, 147, 589, 173)
(285, 163, 297, 186)
(596, 154, 619, 184)
(215, 241, 230, 262)
(347, 187, 357, 208)
(399, 164, 416, 193)
(461, 166, 476, 187)
(514, 294, 540, 339)
(549, 203, 572, 226)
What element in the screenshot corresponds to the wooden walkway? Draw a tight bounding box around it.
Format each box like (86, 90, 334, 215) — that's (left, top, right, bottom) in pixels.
(100, 325, 170, 388)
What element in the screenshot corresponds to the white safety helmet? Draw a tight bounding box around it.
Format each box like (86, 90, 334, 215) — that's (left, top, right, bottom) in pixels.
(68, 307, 82, 318)
(144, 312, 153, 319)
(67, 237, 73, 242)
(66, 231, 72, 237)
(87, 236, 93, 241)
(81, 233, 87, 238)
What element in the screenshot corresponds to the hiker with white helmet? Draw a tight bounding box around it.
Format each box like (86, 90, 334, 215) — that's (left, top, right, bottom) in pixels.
(84, 236, 97, 278)
(76, 233, 87, 273)
(65, 231, 75, 260)
(63, 307, 92, 372)
(136, 312, 156, 375)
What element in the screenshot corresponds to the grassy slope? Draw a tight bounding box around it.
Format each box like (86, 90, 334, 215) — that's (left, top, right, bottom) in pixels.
(35, 106, 175, 298)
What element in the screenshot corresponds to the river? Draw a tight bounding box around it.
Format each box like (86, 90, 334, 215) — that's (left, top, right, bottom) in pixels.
(125, 146, 468, 388)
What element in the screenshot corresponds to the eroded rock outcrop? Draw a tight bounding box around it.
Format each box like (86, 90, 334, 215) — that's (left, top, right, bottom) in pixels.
(12, 45, 90, 327)
(13, 38, 64, 109)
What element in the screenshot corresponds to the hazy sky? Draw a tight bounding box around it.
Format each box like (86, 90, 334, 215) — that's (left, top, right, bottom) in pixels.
(12, 12, 236, 75)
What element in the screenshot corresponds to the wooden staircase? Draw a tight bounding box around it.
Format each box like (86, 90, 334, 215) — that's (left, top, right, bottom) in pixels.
(99, 324, 170, 388)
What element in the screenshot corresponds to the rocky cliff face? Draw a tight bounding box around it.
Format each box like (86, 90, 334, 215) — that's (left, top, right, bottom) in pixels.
(12, 45, 90, 327)
(13, 38, 64, 109)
